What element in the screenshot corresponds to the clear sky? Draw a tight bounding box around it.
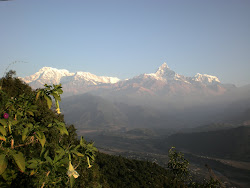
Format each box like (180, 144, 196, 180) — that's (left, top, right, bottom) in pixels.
(0, 0, 249, 86)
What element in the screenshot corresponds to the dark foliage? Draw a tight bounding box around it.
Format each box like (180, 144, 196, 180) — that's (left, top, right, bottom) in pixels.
(95, 152, 170, 188)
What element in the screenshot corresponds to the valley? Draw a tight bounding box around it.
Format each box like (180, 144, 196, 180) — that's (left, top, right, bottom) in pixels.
(78, 127, 250, 188)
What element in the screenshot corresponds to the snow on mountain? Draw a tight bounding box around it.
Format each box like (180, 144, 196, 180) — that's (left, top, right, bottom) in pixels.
(109, 62, 230, 98)
(22, 67, 120, 89)
(191, 73, 220, 85)
(154, 62, 179, 80)
(130, 62, 220, 86)
(23, 67, 74, 84)
(72, 71, 120, 84)
(21, 63, 233, 97)
(61, 71, 120, 86)
(138, 62, 179, 81)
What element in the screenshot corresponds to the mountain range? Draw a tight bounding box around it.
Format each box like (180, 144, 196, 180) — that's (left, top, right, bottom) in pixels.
(21, 63, 250, 130)
(22, 62, 236, 98)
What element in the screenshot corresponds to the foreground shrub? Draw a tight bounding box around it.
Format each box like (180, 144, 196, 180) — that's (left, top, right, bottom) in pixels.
(0, 71, 97, 187)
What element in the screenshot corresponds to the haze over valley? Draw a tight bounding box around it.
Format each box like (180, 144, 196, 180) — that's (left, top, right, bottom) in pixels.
(22, 62, 250, 130)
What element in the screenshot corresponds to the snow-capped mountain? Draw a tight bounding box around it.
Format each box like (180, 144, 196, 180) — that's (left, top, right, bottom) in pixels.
(21, 63, 235, 97)
(109, 62, 231, 98)
(61, 71, 120, 85)
(22, 67, 120, 89)
(134, 63, 220, 85)
(23, 67, 74, 86)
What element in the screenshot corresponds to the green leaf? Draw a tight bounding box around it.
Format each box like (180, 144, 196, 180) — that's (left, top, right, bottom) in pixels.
(35, 131, 46, 148)
(27, 162, 38, 169)
(55, 121, 68, 135)
(74, 145, 80, 150)
(57, 125, 68, 135)
(0, 126, 7, 136)
(30, 105, 38, 110)
(36, 90, 41, 100)
(0, 154, 7, 175)
(27, 111, 34, 116)
(17, 110, 23, 117)
(45, 156, 53, 164)
(25, 123, 33, 128)
(44, 95, 52, 109)
(27, 158, 40, 165)
(44, 150, 49, 158)
(70, 175, 75, 188)
(40, 147, 46, 157)
(71, 150, 84, 157)
(47, 123, 52, 127)
(8, 121, 12, 134)
(0, 119, 7, 128)
(51, 92, 60, 101)
(12, 151, 25, 172)
(22, 127, 29, 141)
(57, 88, 63, 94)
(54, 150, 66, 163)
(80, 137, 85, 147)
(12, 120, 19, 125)
(55, 100, 60, 109)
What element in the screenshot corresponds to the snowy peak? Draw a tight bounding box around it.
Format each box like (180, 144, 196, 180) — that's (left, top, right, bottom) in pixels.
(23, 67, 74, 84)
(155, 62, 170, 77)
(155, 62, 179, 81)
(153, 63, 220, 84)
(22, 67, 120, 88)
(192, 73, 220, 85)
(72, 71, 120, 84)
(39, 67, 73, 76)
(143, 62, 180, 81)
(155, 62, 176, 78)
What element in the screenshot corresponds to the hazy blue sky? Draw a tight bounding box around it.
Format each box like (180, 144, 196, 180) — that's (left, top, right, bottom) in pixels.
(0, 0, 249, 86)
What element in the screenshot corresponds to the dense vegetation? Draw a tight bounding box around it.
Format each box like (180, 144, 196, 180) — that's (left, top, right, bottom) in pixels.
(0, 71, 97, 187)
(0, 71, 221, 187)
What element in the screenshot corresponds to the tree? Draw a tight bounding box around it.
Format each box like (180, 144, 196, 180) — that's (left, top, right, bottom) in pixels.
(167, 147, 221, 188)
(166, 147, 191, 187)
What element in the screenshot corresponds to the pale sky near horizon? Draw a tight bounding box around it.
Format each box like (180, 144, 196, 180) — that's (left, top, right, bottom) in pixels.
(0, 0, 249, 86)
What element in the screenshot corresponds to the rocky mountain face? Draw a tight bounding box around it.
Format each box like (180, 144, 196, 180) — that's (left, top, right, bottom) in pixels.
(22, 63, 235, 98)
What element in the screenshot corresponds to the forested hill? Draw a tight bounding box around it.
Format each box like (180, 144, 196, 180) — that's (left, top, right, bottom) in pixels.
(83, 152, 171, 188)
